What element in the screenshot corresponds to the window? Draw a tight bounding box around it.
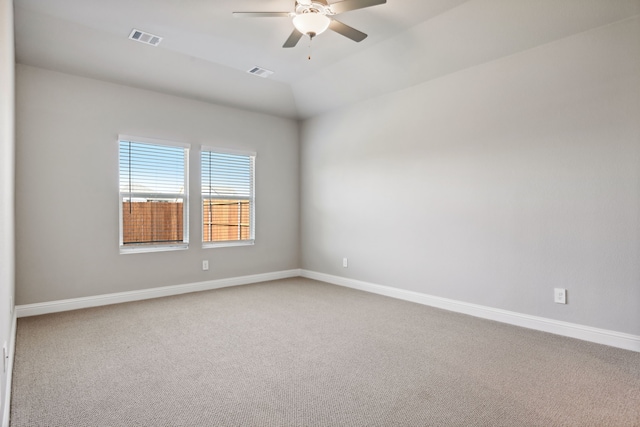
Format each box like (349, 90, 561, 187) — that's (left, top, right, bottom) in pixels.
(201, 148, 255, 247)
(119, 136, 189, 253)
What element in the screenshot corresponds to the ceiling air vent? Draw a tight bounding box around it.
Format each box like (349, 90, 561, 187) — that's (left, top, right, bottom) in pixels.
(247, 66, 274, 78)
(128, 29, 163, 47)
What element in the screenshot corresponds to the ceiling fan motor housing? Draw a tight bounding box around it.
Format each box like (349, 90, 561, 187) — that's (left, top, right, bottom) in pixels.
(295, 1, 335, 16)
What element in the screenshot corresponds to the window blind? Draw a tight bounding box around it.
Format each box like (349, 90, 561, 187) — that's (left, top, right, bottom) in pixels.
(201, 148, 255, 246)
(119, 137, 189, 251)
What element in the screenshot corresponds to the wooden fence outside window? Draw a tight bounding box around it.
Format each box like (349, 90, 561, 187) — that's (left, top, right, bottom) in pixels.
(122, 199, 250, 245)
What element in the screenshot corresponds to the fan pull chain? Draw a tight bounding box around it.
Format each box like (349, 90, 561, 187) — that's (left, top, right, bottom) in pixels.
(308, 34, 314, 60)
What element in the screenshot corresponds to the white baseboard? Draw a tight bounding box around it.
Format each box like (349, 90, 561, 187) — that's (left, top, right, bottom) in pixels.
(14, 268, 640, 353)
(16, 269, 301, 318)
(2, 313, 16, 427)
(301, 270, 640, 353)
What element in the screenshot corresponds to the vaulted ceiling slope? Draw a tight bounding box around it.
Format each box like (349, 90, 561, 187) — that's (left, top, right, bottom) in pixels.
(14, 0, 640, 120)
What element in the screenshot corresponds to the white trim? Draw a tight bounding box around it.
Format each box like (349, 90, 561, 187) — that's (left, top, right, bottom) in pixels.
(300, 270, 640, 353)
(120, 243, 189, 255)
(14, 269, 639, 353)
(118, 134, 190, 149)
(2, 313, 16, 427)
(203, 240, 255, 249)
(201, 145, 257, 157)
(16, 269, 301, 318)
(118, 138, 190, 252)
(200, 149, 256, 245)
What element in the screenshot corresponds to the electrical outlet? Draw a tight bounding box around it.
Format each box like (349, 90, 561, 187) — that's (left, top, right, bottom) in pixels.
(343, 258, 348, 268)
(554, 288, 567, 304)
(202, 260, 209, 271)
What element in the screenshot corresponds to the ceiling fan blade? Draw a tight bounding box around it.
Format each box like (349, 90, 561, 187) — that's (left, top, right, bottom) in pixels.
(329, 0, 386, 14)
(329, 19, 367, 42)
(283, 29, 304, 48)
(232, 12, 292, 18)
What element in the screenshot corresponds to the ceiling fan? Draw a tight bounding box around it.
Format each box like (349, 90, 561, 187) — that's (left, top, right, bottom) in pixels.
(233, 0, 387, 48)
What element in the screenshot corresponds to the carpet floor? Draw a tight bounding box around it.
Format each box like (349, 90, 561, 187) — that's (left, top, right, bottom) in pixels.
(10, 277, 640, 426)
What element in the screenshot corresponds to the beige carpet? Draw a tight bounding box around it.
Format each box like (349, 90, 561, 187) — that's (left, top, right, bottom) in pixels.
(10, 278, 640, 426)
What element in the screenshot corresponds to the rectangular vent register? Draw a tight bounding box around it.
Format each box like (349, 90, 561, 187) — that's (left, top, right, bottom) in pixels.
(129, 29, 163, 46)
(247, 66, 274, 78)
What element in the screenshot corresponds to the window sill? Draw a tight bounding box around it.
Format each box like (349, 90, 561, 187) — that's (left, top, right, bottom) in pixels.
(203, 240, 255, 249)
(120, 244, 189, 255)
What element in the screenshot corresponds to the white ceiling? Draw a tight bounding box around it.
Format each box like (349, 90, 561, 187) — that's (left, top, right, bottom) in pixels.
(14, 0, 640, 119)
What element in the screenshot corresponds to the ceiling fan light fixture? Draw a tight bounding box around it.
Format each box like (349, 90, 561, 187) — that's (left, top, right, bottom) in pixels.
(293, 12, 330, 38)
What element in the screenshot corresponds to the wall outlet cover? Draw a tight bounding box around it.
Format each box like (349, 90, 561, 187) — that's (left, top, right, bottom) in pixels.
(554, 288, 567, 304)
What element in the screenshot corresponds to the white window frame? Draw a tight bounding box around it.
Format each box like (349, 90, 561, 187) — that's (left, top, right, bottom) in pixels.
(201, 146, 256, 248)
(118, 135, 190, 254)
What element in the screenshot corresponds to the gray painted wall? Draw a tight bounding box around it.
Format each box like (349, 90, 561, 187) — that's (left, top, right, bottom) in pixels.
(15, 65, 300, 305)
(0, 0, 15, 420)
(300, 17, 640, 335)
(11, 12, 640, 343)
